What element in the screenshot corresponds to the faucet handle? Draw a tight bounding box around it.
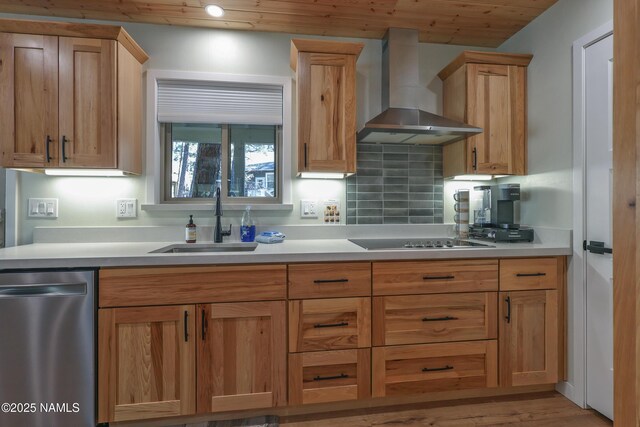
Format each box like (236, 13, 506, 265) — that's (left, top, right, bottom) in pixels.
(222, 224, 232, 237)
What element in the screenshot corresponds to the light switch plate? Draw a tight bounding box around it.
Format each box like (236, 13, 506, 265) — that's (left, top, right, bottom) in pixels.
(28, 198, 58, 218)
(300, 199, 318, 218)
(116, 198, 137, 218)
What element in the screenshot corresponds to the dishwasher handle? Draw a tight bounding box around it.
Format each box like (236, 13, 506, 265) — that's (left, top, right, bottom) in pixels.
(0, 282, 86, 297)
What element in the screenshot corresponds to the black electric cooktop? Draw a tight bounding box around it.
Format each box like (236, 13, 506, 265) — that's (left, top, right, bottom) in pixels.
(348, 238, 494, 251)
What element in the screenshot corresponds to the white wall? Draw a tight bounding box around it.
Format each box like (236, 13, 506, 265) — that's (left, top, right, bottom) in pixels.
(0, 13, 488, 244)
(497, 0, 613, 228)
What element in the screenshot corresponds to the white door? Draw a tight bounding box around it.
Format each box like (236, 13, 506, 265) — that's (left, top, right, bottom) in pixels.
(585, 33, 614, 420)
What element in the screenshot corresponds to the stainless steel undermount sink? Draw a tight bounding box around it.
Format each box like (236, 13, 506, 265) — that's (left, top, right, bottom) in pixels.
(150, 242, 258, 253)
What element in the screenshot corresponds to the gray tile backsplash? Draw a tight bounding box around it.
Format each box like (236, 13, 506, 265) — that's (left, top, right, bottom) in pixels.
(347, 143, 444, 225)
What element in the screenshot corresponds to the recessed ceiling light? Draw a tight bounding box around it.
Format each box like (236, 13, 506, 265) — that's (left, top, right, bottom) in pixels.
(205, 4, 225, 17)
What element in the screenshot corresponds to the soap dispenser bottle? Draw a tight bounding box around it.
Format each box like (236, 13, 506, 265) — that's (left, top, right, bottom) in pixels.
(240, 206, 256, 242)
(185, 215, 197, 243)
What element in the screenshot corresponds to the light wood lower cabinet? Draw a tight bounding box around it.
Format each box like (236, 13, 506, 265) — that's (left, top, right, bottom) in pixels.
(289, 349, 371, 405)
(372, 341, 498, 398)
(197, 301, 287, 413)
(97, 256, 565, 423)
(499, 290, 558, 386)
(373, 292, 498, 346)
(289, 297, 371, 352)
(97, 306, 196, 423)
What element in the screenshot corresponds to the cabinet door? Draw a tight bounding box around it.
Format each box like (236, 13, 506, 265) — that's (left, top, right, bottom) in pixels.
(467, 63, 526, 175)
(58, 37, 117, 168)
(197, 301, 287, 413)
(97, 306, 196, 423)
(0, 33, 58, 167)
(297, 52, 356, 173)
(499, 290, 558, 386)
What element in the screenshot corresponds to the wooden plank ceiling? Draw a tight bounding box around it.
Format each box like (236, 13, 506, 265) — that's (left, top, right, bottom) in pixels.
(0, 0, 558, 47)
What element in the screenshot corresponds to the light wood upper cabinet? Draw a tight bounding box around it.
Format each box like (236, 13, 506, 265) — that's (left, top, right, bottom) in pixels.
(291, 39, 363, 175)
(499, 290, 558, 387)
(438, 51, 532, 177)
(0, 19, 148, 173)
(197, 301, 287, 413)
(58, 37, 116, 168)
(97, 306, 196, 423)
(0, 33, 58, 168)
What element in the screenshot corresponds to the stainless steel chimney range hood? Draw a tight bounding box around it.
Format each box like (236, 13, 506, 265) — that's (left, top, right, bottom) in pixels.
(357, 28, 482, 145)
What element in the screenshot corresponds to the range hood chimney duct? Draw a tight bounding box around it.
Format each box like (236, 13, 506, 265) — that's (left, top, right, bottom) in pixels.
(357, 28, 482, 145)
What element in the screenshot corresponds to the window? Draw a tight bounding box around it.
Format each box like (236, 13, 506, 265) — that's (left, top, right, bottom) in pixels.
(163, 123, 281, 202)
(149, 72, 291, 206)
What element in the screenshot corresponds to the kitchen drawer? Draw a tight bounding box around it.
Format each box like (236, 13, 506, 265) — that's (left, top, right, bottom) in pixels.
(288, 349, 370, 405)
(372, 341, 498, 397)
(372, 292, 498, 346)
(500, 258, 558, 291)
(288, 262, 371, 299)
(289, 297, 371, 352)
(373, 260, 498, 296)
(99, 265, 286, 307)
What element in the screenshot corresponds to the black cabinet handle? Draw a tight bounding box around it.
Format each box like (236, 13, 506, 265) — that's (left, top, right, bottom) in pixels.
(45, 135, 52, 163)
(313, 278, 349, 284)
(472, 147, 477, 170)
(423, 275, 455, 280)
(201, 309, 206, 341)
(61, 135, 68, 162)
(516, 272, 546, 277)
(304, 143, 308, 168)
(184, 310, 189, 342)
(505, 296, 511, 324)
(313, 373, 348, 381)
(422, 316, 458, 322)
(422, 365, 454, 373)
(313, 321, 349, 329)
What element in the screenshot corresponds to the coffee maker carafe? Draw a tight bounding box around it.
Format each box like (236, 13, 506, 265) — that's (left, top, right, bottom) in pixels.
(472, 184, 520, 228)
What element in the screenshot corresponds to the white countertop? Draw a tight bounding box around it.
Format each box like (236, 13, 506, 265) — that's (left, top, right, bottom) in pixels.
(0, 237, 572, 269)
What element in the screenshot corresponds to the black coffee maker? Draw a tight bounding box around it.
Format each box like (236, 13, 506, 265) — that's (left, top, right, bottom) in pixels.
(470, 183, 534, 242)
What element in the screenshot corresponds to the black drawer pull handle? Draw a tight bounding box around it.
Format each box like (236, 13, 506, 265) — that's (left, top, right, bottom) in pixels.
(422, 316, 458, 322)
(184, 310, 189, 342)
(423, 275, 455, 280)
(313, 321, 349, 329)
(422, 365, 454, 373)
(516, 272, 546, 277)
(313, 278, 349, 284)
(313, 373, 348, 381)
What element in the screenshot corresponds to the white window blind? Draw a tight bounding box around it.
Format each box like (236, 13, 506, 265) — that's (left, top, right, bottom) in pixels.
(157, 80, 283, 125)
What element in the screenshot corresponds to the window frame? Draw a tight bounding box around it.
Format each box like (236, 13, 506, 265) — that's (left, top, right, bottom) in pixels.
(144, 70, 293, 210)
(161, 123, 283, 204)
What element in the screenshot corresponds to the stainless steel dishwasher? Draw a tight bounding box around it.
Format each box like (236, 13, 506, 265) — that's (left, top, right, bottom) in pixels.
(0, 269, 96, 427)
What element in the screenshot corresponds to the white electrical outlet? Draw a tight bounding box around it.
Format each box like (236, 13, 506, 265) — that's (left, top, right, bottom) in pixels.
(300, 199, 318, 218)
(28, 198, 59, 218)
(116, 199, 137, 218)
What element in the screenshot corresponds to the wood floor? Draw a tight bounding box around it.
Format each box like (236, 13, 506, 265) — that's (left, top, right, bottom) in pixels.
(281, 392, 611, 427)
